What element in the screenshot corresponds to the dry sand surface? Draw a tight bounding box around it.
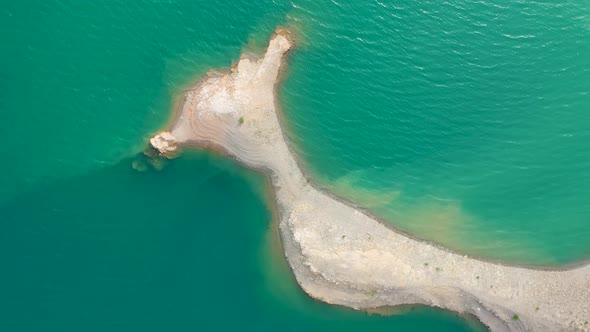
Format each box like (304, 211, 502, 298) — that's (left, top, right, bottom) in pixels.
(150, 29, 590, 332)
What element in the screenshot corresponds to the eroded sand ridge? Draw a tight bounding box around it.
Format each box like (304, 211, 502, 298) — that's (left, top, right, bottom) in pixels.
(150, 30, 590, 332)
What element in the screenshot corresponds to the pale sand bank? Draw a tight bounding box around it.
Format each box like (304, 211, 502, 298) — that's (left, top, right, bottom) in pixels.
(150, 29, 590, 331)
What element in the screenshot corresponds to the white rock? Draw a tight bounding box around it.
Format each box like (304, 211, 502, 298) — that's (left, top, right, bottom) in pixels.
(150, 131, 178, 154)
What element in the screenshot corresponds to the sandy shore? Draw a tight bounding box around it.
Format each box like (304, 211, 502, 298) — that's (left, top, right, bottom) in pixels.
(150, 29, 590, 332)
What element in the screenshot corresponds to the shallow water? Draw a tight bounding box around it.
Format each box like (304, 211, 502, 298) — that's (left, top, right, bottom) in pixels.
(0, 0, 587, 329)
(0, 1, 488, 330)
(3, 1, 588, 267)
(281, 0, 590, 265)
(0, 152, 485, 331)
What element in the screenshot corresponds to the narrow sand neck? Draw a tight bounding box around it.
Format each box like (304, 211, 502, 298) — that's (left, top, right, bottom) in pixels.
(151, 30, 590, 332)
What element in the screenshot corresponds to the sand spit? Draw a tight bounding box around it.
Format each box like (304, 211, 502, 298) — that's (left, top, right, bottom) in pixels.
(150, 30, 590, 331)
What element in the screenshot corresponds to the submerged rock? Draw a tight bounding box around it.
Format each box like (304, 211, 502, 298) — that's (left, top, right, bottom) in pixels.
(131, 159, 148, 172)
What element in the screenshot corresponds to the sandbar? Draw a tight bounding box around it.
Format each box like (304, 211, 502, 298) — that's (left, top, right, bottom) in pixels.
(150, 29, 590, 332)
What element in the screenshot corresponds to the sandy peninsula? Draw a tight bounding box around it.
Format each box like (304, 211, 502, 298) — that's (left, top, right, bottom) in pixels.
(150, 29, 590, 332)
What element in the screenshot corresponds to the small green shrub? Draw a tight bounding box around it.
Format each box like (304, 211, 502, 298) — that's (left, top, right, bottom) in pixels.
(239, 116, 244, 125)
(513, 314, 519, 320)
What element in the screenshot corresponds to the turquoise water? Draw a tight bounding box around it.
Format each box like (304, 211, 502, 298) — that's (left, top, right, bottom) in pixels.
(0, 0, 588, 329)
(2, 1, 588, 267)
(282, 0, 590, 265)
(0, 1, 486, 331)
(0, 152, 485, 331)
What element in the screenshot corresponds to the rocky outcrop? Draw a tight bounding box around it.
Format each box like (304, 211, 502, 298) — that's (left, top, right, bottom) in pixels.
(149, 131, 178, 156)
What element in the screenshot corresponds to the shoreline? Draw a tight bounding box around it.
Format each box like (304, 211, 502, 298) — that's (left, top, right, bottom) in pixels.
(178, 97, 590, 272)
(261, 178, 486, 330)
(271, 60, 590, 271)
(149, 29, 590, 332)
(162, 34, 589, 272)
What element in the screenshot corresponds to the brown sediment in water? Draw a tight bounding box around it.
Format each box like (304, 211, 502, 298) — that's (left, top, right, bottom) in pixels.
(149, 28, 590, 332)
